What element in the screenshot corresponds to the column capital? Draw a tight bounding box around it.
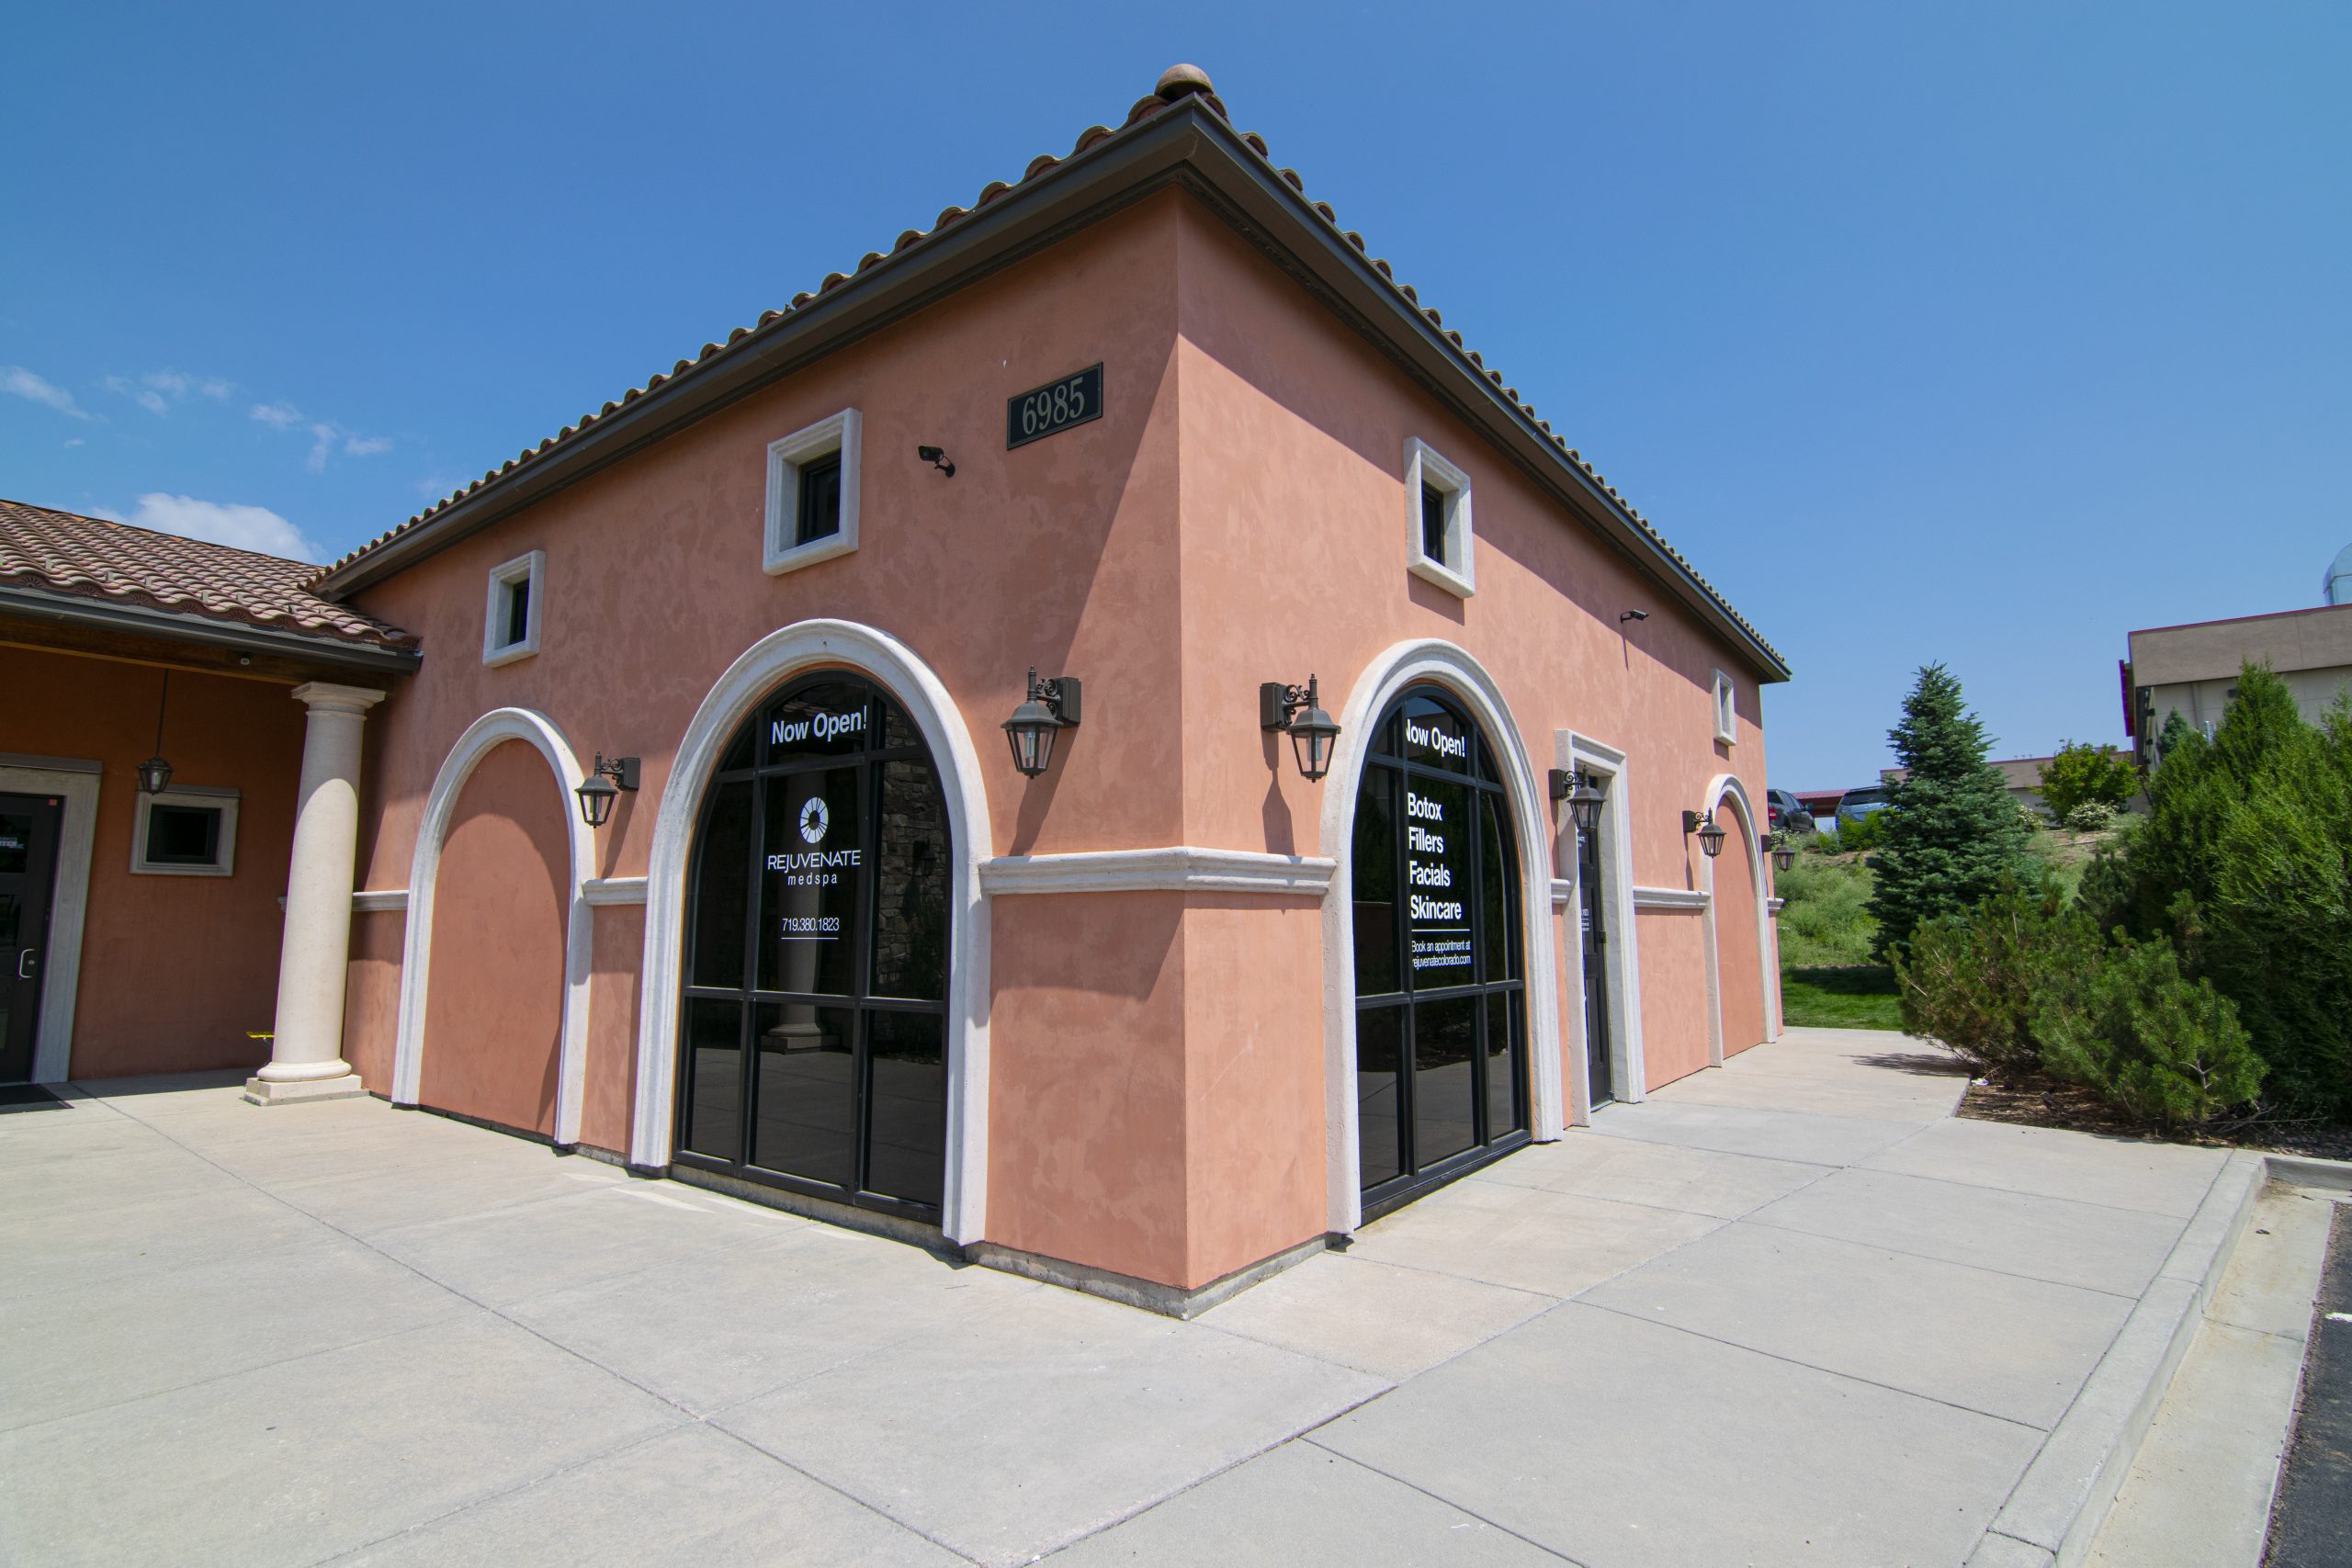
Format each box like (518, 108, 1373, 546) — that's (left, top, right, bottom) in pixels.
(290, 682, 389, 716)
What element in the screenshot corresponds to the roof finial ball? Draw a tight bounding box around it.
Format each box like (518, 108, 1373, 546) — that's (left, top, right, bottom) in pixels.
(1156, 63, 1216, 102)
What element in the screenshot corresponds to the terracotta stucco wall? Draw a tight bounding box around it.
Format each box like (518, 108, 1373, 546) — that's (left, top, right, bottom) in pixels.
(1165, 200, 1770, 1147)
(5, 646, 303, 1077)
(416, 739, 569, 1135)
(341, 197, 1195, 1264)
(1712, 795, 1768, 1058)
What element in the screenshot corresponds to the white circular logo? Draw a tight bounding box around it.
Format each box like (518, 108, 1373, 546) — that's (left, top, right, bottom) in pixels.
(797, 797, 829, 844)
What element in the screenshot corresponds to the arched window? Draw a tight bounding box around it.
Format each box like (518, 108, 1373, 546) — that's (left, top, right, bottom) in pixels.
(675, 673, 952, 1218)
(1351, 685, 1528, 1215)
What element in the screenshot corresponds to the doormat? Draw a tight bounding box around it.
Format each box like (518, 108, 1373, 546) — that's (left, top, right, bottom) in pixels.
(0, 1083, 66, 1112)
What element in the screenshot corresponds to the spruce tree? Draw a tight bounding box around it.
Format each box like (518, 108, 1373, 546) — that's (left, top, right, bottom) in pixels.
(1867, 664, 2031, 958)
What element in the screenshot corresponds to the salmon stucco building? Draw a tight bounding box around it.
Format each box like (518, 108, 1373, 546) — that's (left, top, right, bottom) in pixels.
(3, 65, 1787, 1314)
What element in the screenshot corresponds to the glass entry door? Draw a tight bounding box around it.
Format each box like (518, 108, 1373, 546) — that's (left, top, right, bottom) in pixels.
(674, 676, 953, 1221)
(1577, 818, 1613, 1107)
(0, 793, 64, 1084)
(1350, 688, 1529, 1219)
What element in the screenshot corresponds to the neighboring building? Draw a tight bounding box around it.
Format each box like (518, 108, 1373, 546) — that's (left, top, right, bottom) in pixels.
(4, 66, 1789, 1315)
(0, 500, 417, 1082)
(1793, 789, 1846, 821)
(2123, 597, 2352, 766)
(1880, 750, 2134, 819)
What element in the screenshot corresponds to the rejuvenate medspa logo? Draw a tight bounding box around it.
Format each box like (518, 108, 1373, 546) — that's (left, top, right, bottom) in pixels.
(798, 796, 829, 844)
(768, 797, 860, 886)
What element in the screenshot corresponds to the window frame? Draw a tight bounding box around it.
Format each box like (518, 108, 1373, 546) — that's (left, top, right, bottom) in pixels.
(764, 409, 862, 575)
(481, 549, 545, 667)
(1712, 670, 1738, 746)
(130, 784, 239, 877)
(1402, 437, 1476, 599)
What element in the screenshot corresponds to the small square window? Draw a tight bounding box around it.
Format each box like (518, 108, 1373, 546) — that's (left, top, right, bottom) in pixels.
(1403, 437, 1476, 598)
(797, 451, 843, 546)
(482, 550, 545, 667)
(131, 785, 238, 876)
(1712, 671, 1738, 746)
(765, 410, 861, 574)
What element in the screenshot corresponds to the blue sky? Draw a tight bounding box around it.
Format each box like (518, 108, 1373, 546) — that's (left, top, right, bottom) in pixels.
(7, 3, 2346, 788)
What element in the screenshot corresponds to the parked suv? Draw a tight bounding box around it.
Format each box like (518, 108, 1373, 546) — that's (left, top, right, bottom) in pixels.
(1764, 788, 1815, 835)
(1837, 785, 1892, 826)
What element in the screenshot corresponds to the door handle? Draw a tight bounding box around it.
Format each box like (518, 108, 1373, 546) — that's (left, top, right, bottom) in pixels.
(16, 949, 33, 980)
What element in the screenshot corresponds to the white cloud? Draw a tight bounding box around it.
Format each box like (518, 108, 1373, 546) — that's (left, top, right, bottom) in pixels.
(142, 370, 194, 398)
(4, 366, 93, 420)
(106, 492, 324, 563)
(249, 398, 390, 470)
(343, 434, 392, 457)
(307, 423, 336, 472)
(108, 368, 233, 417)
(63, 437, 85, 449)
(199, 378, 233, 400)
(250, 400, 303, 430)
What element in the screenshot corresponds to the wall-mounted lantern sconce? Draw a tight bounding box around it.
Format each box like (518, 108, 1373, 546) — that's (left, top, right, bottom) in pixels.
(917, 444, 956, 478)
(1770, 835, 1796, 873)
(1549, 768, 1606, 834)
(575, 753, 639, 829)
(1261, 675, 1340, 782)
(1003, 668, 1080, 778)
(1682, 807, 1728, 860)
(137, 670, 175, 795)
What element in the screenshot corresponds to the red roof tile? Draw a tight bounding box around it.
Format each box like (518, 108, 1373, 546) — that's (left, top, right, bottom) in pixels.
(0, 498, 415, 651)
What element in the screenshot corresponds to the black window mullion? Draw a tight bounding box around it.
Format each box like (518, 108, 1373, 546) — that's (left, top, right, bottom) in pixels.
(1466, 767, 1488, 1148)
(736, 773, 767, 1166)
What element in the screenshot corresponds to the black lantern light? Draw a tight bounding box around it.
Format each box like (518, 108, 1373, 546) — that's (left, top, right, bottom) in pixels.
(1548, 768, 1607, 834)
(1003, 668, 1081, 778)
(575, 753, 639, 829)
(1683, 807, 1728, 860)
(1261, 675, 1340, 783)
(1771, 835, 1796, 873)
(137, 670, 175, 795)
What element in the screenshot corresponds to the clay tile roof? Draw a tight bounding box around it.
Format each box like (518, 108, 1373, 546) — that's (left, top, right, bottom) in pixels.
(0, 498, 415, 650)
(309, 64, 1781, 673)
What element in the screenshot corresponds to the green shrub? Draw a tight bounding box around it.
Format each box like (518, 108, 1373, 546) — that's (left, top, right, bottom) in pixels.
(1867, 665, 2036, 958)
(1894, 877, 2093, 1080)
(2061, 800, 2118, 832)
(2032, 937, 2263, 1127)
(2085, 666, 2352, 1116)
(1828, 807, 1891, 853)
(2038, 741, 2139, 823)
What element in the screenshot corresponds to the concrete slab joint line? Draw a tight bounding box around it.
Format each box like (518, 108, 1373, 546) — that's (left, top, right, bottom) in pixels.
(1971, 1151, 2269, 1568)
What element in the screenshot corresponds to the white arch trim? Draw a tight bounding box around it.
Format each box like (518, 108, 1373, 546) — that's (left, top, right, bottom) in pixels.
(631, 619, 994, 1245)
(391, 707, 594, 1145)
(1700, 773, 1779, 1063)
(1318, 639, 1566, 1235)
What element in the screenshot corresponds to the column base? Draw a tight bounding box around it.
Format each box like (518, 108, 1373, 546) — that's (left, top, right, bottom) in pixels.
(243, 1072, 368, 1107)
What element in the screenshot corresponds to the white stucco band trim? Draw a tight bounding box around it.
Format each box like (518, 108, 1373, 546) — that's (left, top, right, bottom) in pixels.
(1632, 886, 1708, 910)
(1318, 639, 1566, 1236)
(391, 708, 595, 1146)
(1701, 773, 1779, 1064)
(981, 847, 1335, 897)
(1, 759, 100, 1083)
(632, 618, 994, 1246)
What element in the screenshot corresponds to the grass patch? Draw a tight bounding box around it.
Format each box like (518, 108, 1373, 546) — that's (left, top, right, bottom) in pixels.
(1781, 964, 1904, 1031)
(1774, 849, 1877, 968)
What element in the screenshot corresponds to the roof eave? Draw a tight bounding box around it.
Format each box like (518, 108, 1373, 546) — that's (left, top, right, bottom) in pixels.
(314, 100, 1788, 683)
(0, 584, 422, 674)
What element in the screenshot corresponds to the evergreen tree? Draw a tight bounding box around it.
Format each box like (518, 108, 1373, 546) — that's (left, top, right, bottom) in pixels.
(1866, 664, 2032, 958)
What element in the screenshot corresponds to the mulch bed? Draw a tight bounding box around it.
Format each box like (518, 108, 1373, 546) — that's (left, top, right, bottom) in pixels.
(1959, 1069, 2352, 1162)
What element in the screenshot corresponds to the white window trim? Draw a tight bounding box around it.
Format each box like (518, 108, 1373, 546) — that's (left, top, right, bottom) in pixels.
(130, 784, 239, 877)
(481, 549, 545, 667)
(1712, 670, 1737, 746)
(1403, 437, 1476, 598)
(764, 409, 862, 575)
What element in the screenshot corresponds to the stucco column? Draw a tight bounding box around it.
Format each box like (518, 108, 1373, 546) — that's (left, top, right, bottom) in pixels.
(245, 682, 387, 1105)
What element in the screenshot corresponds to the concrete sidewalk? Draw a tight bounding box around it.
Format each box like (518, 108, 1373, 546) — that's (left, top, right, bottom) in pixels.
(0, 1028, 2250, 1566)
